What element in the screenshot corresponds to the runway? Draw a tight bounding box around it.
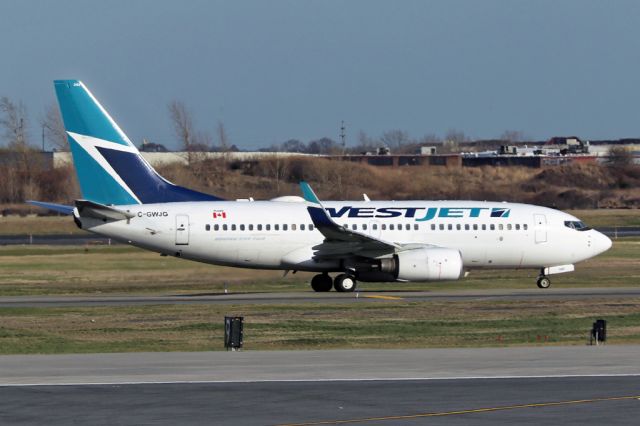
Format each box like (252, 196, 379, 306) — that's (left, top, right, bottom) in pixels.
(1, 286, 639, 307)
(0, 346, 638, 425)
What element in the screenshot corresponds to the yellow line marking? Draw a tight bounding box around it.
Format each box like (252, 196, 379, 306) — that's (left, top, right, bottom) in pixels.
(277, 395, 640, 426)
(363, 295, 403, 301)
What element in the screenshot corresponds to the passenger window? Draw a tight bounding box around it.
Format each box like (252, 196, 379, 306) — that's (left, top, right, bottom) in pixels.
(283, 224, 288, 231)
(507, 224, 512, 230)
(205, 224, 211, 231)
(291, 224, 296, 231)
(382, 224, 387, 230)
(464, 224, 470, 231)
(390, 224, 395, 231)
(523, 224, 528, 230)
(266, 224, 271, 231)
(473, 224, 478, 231)
(414, 224, 419, 231)
(300, 224, 306, 231)
(456, 224, 461, 231)
(490, 224, 495, 231)
(515, 224, 520, 230)
(257, 224, 262, 231)
(362, 224, 368, 231)
(498, 224, 503, 230)
(309, 224, 314, 231)
(274, 224, 279, 231)
(448, 224, 452, 230)
(240, 224, 245, 231)
(231, 224, 237, 231)
(431, 224, 436, 231)
(223, 224, 228, 231)
(482, 224, 486, 231)
(214, 224, 219, 231)
(373, 224, 378, 230)
(439, 224, 444, 230)
(353, 224, 358, 230)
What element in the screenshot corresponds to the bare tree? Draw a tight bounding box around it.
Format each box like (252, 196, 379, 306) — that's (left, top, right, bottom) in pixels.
(168, 100, 194, 149)
(217, 121, 229, 152)
(500, 130, 525, 143)
(380, 129, 410, 150)
(0, 96, 29, 148)
(606, 146, 634, 168)
(42, 103, 68, 151)
(168, 100, 197, 164)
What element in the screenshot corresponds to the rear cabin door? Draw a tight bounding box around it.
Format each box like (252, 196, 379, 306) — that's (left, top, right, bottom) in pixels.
(175, 214, 190, 245)
(534, 214, 547, 243)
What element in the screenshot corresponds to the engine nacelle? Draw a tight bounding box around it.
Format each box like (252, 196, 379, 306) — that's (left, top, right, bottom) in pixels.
(380, 248, 464, 281)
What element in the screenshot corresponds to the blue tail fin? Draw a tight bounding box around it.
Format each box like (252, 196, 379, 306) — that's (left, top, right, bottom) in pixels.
(54, 80, 222, 205)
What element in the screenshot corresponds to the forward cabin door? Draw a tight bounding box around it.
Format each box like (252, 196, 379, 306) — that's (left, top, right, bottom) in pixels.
(534, 214, 547, 243)
(175, 214, 190, 245)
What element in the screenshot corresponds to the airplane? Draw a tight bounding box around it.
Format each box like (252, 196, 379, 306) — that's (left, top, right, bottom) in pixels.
(29, 80, 613, 292)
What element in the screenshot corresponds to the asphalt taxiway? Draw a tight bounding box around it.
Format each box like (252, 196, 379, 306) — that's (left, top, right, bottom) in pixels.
(0, 286, 639, 308)
(0, 346, 638, 425)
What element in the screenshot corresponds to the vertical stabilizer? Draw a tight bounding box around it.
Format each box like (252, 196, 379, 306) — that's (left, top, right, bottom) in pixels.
(54, 80, 221, 205)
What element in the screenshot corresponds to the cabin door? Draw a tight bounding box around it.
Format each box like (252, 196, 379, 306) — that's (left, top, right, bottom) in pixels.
(175, 214, 190, 245)
(534, 214, 547, 244)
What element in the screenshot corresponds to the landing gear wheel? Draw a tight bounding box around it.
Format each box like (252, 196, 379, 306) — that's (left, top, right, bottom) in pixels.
(311, 273, 333, 292)
(334, 274, 357, 292)
(536, 276, 551, 289)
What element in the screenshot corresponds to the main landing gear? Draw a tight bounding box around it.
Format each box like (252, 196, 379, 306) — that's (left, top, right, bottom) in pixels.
(310, 273, 357, 292)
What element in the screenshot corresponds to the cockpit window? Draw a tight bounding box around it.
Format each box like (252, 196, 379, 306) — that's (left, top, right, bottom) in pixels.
(564, 221, 591, 231)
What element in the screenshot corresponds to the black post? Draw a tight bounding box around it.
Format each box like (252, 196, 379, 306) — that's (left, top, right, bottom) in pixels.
(224, 316, 244, 351)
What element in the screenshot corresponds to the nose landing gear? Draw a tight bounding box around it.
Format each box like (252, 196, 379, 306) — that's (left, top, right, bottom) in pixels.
(536, 275, 551, 289)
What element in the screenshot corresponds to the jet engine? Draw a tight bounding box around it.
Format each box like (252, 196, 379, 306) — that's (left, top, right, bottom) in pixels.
(377, 247, 464, 281)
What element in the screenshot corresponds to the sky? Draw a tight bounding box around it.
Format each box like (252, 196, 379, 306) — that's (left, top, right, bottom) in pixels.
(1, 0, 639, 150)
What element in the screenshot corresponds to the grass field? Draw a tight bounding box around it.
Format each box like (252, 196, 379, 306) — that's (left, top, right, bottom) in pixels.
(0, 237, 638, 296)
(0, 298, 638, 354)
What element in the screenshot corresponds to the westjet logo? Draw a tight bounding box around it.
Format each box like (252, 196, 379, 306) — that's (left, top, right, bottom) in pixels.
(325, 207, 510, 221)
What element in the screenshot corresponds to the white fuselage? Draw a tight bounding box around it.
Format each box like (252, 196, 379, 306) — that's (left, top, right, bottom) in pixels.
(78, 199, 612, 275)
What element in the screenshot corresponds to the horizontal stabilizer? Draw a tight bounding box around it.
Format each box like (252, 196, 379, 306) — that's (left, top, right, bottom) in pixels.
(26, 200, 74, 215)
(75, 199, 135, 221)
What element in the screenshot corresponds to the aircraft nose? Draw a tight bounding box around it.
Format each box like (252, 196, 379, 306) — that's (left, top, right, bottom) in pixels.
(592, 231, 612, 255)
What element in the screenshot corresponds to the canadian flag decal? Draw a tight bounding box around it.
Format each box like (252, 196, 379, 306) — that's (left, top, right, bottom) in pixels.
(212, 211, 227, 219)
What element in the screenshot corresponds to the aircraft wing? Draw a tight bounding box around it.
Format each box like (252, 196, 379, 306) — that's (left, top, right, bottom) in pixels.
(300, 182, 401, 258)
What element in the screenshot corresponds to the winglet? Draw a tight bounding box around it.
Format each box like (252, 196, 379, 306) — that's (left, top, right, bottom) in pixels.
(300, 181, 321, 205)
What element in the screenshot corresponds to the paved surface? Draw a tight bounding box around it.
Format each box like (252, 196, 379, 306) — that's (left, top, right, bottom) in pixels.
(0, 234, 115, 246)
(0, 347, 639, 425)
(1, 377, 639, 425)
(0, 346, 638, 385)
(1, 287, 639, 307)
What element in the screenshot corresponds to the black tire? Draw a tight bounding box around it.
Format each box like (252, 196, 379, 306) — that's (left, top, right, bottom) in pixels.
(537, 276, 551, 289)
(311, 274, 333, 292)
(334, 274, 357, 292)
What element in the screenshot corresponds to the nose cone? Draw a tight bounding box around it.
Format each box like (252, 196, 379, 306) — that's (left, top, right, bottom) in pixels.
(593, 231, 612, 255)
